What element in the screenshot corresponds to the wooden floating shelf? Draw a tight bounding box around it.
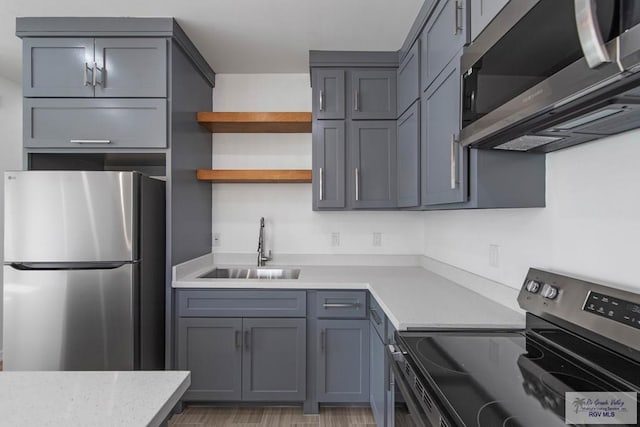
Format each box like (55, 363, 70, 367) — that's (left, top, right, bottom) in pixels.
(197, 112, 312, 133)
(196, 169, 312, 183)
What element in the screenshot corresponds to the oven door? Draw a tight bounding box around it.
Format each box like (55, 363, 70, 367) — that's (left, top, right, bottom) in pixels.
(386, 344, 431, 427)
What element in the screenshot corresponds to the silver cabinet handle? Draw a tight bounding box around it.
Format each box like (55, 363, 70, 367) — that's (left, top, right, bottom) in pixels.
(70, 139, 112, 145)
(320, 329, 326, 351)
(244, 330, 250, 351)
(454, 0, 463, 35)
(319, 167, 324, 201)
(319, 90, 325, 112)
(92, 62, 103, 86)
(323, 302, 360, 308)
(574, 0, 611, 68)
(235, 330, 241, 349)
(450, 134, 458, 190)
(83, 62, 92, 86)
(355, 168, 360, 201)
(354, 90, 359, 111)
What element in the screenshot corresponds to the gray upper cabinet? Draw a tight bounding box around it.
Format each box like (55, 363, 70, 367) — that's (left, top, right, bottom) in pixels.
(312, 69, 345, 120)
(351, 70, 397, 120)
(397, 40, 420, 118)
(421, 0, 468, 91)
(23, 38, 95, 98)
(350, 121, 397, 209)
(177, 317, 242, 401)
(23, 37, 167, 98)
(242, 318, 306, 401)
(397, 102, 420, 208)
(313, 121, 345, 209)
(93, 38, 167, 98)
(316, 319, 370, 403)
(471, 0, 509, 41)
(23, 98, 167, 149)
(422, 53, 467, 206)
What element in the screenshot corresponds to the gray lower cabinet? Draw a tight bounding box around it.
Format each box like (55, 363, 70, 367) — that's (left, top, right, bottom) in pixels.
(421, 53, 467, 206)
(313, 120, 345, 209)
(23, 98, 167, 149)
(178, 316, 306, 402)
(23, 37, 167, 98)
(177, 317, 242, 401)
(242, 318, 306, 401)
(370, 323, 386, 427)
(351, 70, 397, 120)
(316, 319, 370, 403)
(313, 69, 345, 120)
(350, 121, 397, 208)
(421, 0, 468, 91)
(397, 102, 420, 208)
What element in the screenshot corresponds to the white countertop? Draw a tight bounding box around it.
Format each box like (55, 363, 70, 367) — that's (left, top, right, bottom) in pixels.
(0, 371, 190, 427)
(173, 255, 525, 330)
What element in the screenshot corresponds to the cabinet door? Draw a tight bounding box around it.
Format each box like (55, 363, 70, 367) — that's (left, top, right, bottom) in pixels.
(471, 0, 509, 41)
(351, 70, 397, 120)
(242, 318, 306, 401)
(397, 102, 420, 208)
(370, 325, 386, 427)
(421, 0, 468, 91)
(317, 319, 370, 403)
(350, 121, 397, 208)
(23, 98, 167, 149)
(313, 120, 345, 209)
(23, 38, 95, 98)
(177, 317, 242, 401)
(422, 55, 467, 206)
(94, 38, 167, 98)
(313, 69, 345, 120)
(397, 40, 420, 117)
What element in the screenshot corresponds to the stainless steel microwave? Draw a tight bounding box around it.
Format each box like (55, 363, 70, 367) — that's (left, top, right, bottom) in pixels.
(460, 0, 640, 152)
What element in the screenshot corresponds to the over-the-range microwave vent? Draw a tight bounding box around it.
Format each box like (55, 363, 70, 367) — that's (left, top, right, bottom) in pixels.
(486, 95, 640, 153)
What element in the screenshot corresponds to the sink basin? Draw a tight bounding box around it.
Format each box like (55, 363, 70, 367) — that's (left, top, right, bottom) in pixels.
(198, 267, 301, 280)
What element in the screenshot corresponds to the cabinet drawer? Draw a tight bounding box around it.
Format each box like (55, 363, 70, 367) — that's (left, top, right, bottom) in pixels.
(178, 290, 307, 317)
(368, 294, 386, 341)
(24, 98, 166, 149)
(316, 291, 367, 318)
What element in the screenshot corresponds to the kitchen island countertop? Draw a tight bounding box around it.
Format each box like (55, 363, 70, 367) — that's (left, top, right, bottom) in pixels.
(0, 371, 189, 427)
(173, 256, 525, 330)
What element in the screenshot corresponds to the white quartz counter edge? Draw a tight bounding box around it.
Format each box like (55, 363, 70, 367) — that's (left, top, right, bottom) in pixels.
(0, 371, 190, 427)
(173, 256, 525, 331)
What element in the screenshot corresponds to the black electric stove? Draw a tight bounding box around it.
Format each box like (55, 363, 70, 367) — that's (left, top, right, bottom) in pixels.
(390, 269, 640, 427)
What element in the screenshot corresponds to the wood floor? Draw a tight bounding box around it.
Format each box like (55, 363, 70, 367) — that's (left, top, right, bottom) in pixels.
(168, 406, 376, 427)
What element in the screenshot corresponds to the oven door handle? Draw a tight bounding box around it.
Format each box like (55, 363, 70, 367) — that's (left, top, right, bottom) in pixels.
(387, 347, 429, 427)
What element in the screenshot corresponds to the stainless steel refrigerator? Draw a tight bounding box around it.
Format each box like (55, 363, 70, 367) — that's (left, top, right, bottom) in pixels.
(3, 171, 165, 371)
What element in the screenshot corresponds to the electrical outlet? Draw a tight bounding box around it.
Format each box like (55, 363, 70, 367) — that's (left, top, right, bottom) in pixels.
(213, 233, 221, 247)
(489, 244, 500, 268)
(373, 232, 382, 247)
(331, 232, 340, 247)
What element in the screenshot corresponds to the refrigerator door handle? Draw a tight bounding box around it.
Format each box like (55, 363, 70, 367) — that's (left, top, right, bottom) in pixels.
(9, 261, 129, 271)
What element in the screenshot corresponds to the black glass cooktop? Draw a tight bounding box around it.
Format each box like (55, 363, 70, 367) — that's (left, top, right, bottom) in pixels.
(397, 328, 640, 427)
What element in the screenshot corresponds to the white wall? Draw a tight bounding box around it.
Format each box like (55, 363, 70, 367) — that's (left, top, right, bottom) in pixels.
(0, 75, 23, 355)
(211, 74, 424, 255)
(423, 131, 640, 293)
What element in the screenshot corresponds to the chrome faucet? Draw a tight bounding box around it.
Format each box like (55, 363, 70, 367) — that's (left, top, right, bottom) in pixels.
(257, 217, 272, 266)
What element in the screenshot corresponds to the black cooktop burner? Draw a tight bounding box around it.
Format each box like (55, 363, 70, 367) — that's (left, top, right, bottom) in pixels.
(398, 328, 640, 427)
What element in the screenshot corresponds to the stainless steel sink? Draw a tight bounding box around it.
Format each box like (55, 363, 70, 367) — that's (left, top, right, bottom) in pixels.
(198, 267, 301, 280)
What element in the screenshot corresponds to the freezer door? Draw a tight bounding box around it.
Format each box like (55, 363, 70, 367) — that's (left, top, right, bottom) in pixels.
(3, 263, 136, 370)
(4, 171, 136, 263)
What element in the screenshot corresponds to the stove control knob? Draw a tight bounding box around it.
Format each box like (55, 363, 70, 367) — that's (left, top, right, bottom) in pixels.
(525, 280, 541, 293)
(540, 284, 558, 300)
